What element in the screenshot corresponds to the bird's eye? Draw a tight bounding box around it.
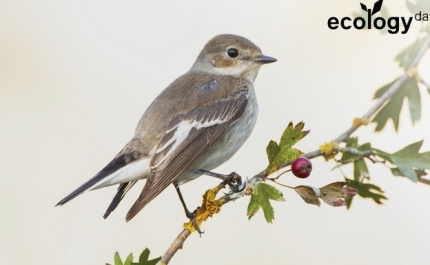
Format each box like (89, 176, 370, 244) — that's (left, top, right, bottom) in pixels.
(227, 48, 239, 58)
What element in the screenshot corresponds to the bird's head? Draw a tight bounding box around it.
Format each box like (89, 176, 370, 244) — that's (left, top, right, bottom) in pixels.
(191, 34, 277, 82)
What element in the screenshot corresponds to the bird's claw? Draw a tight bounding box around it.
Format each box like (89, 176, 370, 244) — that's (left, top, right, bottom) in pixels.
(196, 169, 246, 195)
(223, 172, 246, 195)
(186, 207, 204, 236)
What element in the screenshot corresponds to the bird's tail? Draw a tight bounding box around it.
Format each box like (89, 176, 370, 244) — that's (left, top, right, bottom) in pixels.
(55, 155, 128, 206)
(103, 180, 137, 218)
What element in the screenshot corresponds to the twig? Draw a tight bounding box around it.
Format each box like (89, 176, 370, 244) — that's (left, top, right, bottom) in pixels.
(158, 230, 191, 264)
(420, 79, 430, 93)
(418, 178, 430, 185)
(158, 34, 430, 265)
(272, 180, 295, 189)
(334, 147, 383, 163)
(336, 147, 374, 157)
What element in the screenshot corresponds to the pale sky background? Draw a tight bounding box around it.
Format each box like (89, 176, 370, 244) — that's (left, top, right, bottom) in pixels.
(1, 0, 430, 264)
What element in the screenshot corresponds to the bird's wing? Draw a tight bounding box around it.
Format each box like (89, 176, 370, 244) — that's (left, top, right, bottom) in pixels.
(125, 89, 248, 221)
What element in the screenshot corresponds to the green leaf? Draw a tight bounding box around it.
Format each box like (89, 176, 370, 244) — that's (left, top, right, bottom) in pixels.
(279, 121, 309, 148)
(137, 248, 161, 265)
(345, 178, 387, 208)
(123, 254, 134, 265)
(390, 167, 427, 178)
(114, 252, 123, 265)
(374, 141, 430, 182)
(390, 141, 430, 182)
(372, 77, 421, 131)
(407, 78, 421, 124)
(395, 37, 427, 70)
(266, 148, 303, 175)
(145, 257, 162, 265)
(247, 183, 285, 223)
(139, 249, 149, 265)
(354, 159, 369, 181)
(266, 140, 279, 163)
(265, 122, 309, 175)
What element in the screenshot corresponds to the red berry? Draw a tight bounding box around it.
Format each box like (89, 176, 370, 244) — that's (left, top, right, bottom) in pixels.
(291, 157, 312, 178)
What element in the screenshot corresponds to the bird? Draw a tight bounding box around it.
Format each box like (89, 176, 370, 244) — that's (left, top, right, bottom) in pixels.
(56, 34, 277, 228)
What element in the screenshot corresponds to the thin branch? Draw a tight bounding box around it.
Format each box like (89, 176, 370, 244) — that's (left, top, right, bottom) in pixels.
(272, 180, 295, 189)
(335, 147, 374, 157)
(420, 78, 430, 93)
(418, 178, 430, 185)
(158, 34, 430, 265)
(158, 230, 191, 264)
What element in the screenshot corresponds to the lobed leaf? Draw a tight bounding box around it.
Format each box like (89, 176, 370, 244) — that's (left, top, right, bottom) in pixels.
(136, 248, 161, 265)
(265, 122, 309, 175)
(375, 141, 430, 182)
(247, 183, 285, 223)
(390, 141, 430, 182)
(372, 77, 421, 131)
(279, 121, 309, 149)
(345, 178, 387, 208)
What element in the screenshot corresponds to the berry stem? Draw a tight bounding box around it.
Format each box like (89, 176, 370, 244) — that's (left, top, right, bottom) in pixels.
(272, 180, 295, 189)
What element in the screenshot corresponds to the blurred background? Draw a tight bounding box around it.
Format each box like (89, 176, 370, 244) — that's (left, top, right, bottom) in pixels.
(1, 0, 429, 264)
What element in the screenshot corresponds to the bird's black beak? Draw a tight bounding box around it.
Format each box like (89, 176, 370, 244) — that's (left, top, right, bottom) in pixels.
(252, 55, 277, 64)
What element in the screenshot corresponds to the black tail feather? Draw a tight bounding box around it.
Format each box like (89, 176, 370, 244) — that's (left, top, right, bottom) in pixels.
(56, 155, 128, 206)
(103, 180, 138, 218)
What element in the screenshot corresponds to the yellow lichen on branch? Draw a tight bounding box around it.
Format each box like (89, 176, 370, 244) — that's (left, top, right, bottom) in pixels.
(183, 186, 224, 232)
(352, 117, 369, 127)
(407, 67, 420, 82)
(319, 140, 339, 161)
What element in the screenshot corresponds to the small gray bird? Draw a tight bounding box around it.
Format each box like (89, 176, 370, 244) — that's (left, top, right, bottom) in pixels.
(56, 34, 276, 225)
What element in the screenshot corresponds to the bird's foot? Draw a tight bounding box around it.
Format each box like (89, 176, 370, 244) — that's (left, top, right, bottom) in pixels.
(196, 169, 246, 195)
(186, 207, 204, 236)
